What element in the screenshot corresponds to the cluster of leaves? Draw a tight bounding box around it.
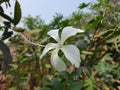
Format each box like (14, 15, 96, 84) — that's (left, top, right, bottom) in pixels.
(0, 0, 22, 71)
(0, 0, 120, 90)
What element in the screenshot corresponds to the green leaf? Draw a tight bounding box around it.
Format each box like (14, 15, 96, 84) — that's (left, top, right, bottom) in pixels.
(69, 82, 83, 90)
(78, 3, 90, 9)
(101, 53, 113, 61)
(94, 62, 116, 75)
(113, 66, 120, 79)
(0, 6, 4, 13)
(89, 16, 103, 27)
(13, 0, 21, 25)
(9, 87, 16, 90)
(13, 27, 25, 32)
(105, 0, 110, 4)
(36, 87, 51, 90)
(9, 64, 18, 69)
(75, 41, 87, 49)
(84, 75, 96, 90)
(60, 71, 69, 76)
(51, 78, 63, 90)
(82, 51, 93, 55)
(42, 76, 51, 86)
(0, 41, 13, 69)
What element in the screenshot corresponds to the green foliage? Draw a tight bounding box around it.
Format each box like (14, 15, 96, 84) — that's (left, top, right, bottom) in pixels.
(51, 78, 63, 90)
(84, 75, 96, 90)
(22, 15, 45, 30)
(88, 15, 103, 27)
(0, 41, 13, 70)
(9, 87, 17, 90)
(68, 81, 83, 90)
(13, 0, 21, 25)
(78, 3, 90, 9)
(94, 62, 116, 75)
(49, 13, 64, 29)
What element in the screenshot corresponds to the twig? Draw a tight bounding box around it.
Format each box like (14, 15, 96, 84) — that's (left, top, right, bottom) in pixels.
(19, 33, 45, 47)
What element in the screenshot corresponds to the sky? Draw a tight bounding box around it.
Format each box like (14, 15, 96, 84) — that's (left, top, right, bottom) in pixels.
(3, 0, 96, 24)
(1, 0, 96, 41)
(19, 0, 95, 23)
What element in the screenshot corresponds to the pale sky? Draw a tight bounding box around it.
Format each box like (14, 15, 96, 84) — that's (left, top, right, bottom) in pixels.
(1, 0, 96, 41)
(3, 0, 96, 24)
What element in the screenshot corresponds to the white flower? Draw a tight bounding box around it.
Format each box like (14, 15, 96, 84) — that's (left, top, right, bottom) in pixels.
(40, 26, 84, 71)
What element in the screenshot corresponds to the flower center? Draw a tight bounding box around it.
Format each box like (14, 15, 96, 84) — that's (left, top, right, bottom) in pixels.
(58, 42, 63, 48)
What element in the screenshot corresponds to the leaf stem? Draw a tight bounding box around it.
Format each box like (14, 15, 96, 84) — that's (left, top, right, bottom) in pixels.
(19, 33, 45, 47)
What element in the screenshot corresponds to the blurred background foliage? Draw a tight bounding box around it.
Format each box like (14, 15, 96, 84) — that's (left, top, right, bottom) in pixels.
(0, 0, 120, 90)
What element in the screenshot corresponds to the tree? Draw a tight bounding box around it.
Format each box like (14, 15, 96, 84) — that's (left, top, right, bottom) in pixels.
(22, 15, 45, 30)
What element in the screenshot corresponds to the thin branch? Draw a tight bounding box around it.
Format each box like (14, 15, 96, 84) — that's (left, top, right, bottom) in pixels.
(19, 33, 45, 47)
(0, 12, 13, 22)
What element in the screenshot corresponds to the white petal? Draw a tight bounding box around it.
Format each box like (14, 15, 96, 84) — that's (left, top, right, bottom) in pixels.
(61, 26, 84, 44)
(61, 45, 81, 68)
(51, 49, 66, 71)
(40, 43, 58, 59)
(47, 29, 60, 42)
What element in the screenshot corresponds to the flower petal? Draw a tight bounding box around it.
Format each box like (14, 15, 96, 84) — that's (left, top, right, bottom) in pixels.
(47, 29, 60, 42)
(61, 26, 84, 44)
(40, 43, 58, 59)
(51, 49, 66, 71)
(61, 45, 81, 68)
